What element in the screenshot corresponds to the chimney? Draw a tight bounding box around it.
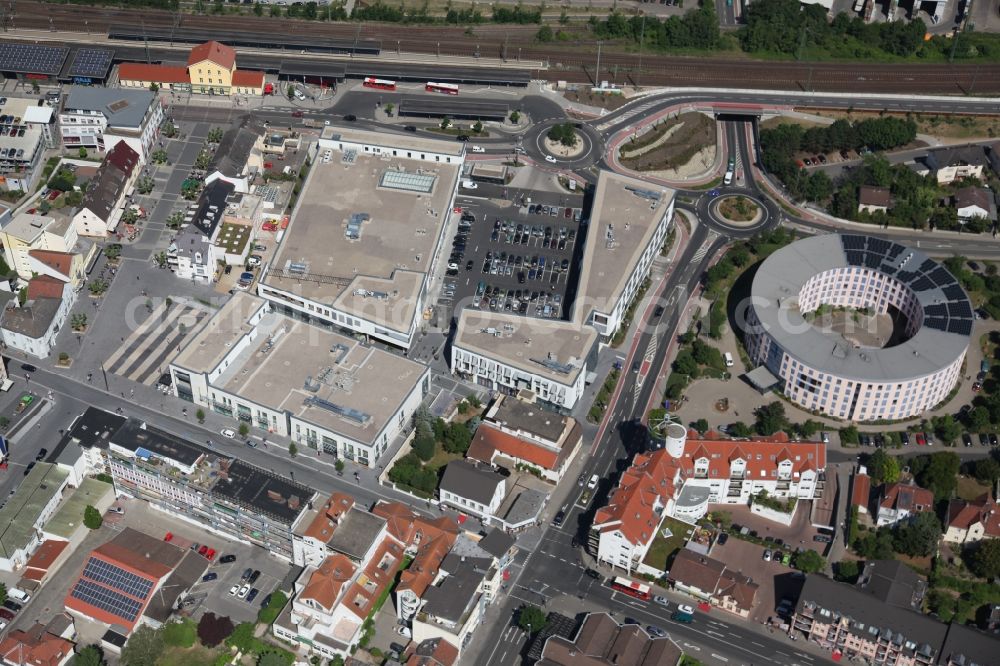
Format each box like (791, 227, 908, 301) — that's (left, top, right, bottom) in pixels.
(288, 495, 300, 511)
(267, 490, 282, 501)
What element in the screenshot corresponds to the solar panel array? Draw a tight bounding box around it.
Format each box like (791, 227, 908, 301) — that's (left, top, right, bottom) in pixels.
(69, 48, 113, 78)
(83, 557, 155, 599)
(839, 234, 973, 337)
(70, 579, 144, 622)
(0, 43, 69, 75)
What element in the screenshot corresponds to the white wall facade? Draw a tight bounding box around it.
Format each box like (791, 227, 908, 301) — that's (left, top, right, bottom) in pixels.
(1, 288, 73, 359)
(439, 482, 505, 520)
(450, 345, 586, 410)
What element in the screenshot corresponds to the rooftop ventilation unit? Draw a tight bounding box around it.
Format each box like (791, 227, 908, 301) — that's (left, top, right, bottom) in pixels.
(305, 396, 371, 425)
(531, 357, 574, 375)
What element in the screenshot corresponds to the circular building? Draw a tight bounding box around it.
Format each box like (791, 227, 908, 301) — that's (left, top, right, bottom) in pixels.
(744, 234, 972, 422)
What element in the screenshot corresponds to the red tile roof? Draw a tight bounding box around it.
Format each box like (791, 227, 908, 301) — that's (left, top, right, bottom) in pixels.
(23, 540, 69, 581)
(406, 637, 459, 666)
(232, 70, 265, 87)
(118, 62, 190, 84)
(593, 449, 680, 546)
(879, 483, 934, 514)
(0, 627, 74, 666)
(946, 493, 1000, 537)
(680, 431, 825, 480)
(341, 537, 404, 620)
(303, 492, 355, 542)
(92, 542, 173, 580)
(851, 473, 871, 511)
(26, 275, 65, 301)
(27, 250, 73, 279)
(300, 554, 355, 611)
(371, 501, 459, 548)
(470, 424, 559, 470)
(397, 532, 454, 599)
(188, 41, 236, 70)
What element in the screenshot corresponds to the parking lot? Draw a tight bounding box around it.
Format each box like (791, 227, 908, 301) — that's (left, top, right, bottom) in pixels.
(441, 194, 586, 321)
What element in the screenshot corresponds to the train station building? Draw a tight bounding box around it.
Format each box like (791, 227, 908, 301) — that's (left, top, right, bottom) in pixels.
(118, 40, 265, 96)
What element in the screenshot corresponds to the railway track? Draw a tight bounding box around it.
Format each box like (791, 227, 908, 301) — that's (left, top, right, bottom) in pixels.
(7, 0, 1000, 93)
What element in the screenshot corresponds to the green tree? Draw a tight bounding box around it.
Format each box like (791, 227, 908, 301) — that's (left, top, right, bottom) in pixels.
(257, 652, 290, 666)
(728, 422, 752, 438)
(915, 451, 960, 501)
(226, 623, 256, 652)
(472, 120, 484, 134)
(120, 625, 163, 666)
(73, 645, 107, 666)
(335, 459, 345, 474)
(967, 538, 1000, 579)
(71, 313, 88, 331)
(518, 605, 547, 634)
(754, 401, 788, 436)
(0, 583, 6, 606)
(536, 25, 554, 42)
(931, 414, 961, 445)
(149, 82, 159, 93)
(78, 147, 89, 159)
(833, 559, 860, 583)
(840, 425, 859, 445)
(442, 422, 472, 454)
(866, 448, 900, 485)
(196, 408, 206, 423)
(853, 528, 894, 559)
(253, 2, 263, 15)
(510, 110, 521, 124)
(974, 457, 1000, 485)
(547, 122, 578, 148)
(967, 406, 991, 431)
(792, 549, 826, 574)
(151, 149, 168, 165)
(238, 423, 250, 438)
(161, 619, 196, 648)
(207, 127, 224, 144)
(892, 511, 941, 557)
(412, 433, 435, 461)
(440, 116, 452, 130)
(288, 442, 298, 457)
(83, 505, 103, 530)
(673, 350, 699, 378)
(693, 418, 709, 435)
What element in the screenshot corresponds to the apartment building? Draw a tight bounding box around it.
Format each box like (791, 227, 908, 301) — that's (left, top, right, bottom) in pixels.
(0, 276, 74, 359)
(589, 449, 682, 574)
(535, 612, 682, 666)
(72, 141, 141, 237)
(59, 87, 163, 160)
(0, 464, 70, 571)
(0, 98, 51, 193)
(1, 212, 79, 280)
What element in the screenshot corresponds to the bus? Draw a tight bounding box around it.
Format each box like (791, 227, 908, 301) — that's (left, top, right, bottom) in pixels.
(363, 77, 397, 91)
(426, 82, 460, 95)
(610, 576, 651, 601)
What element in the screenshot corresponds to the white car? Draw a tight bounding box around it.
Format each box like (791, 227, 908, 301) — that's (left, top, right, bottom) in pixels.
(676, 604, 695, 615)
(229, 584, 240, 596)
(545, 155, 557, 163)
(237, 585, 250, 599)
(220, 428, 236, 439)
(653, 595, 669, 607)
(471, 145, 485, 153)
(587, 474, 599, 490)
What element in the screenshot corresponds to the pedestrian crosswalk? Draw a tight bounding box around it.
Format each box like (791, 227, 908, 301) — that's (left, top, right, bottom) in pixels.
(691, 245, 709, 264)
(104, 301, 209, 385)
(596, 100, 663, 132)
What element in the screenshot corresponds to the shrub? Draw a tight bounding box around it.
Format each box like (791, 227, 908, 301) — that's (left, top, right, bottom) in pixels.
(161, 618, 196, 648)
(83, 505, 103, 529)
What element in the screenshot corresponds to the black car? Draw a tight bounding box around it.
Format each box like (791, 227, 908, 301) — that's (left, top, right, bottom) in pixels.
(962, 433, 974, 447)
(246, 588, 260, 603)
(404, 125, 417, 132)
(224, 265, 233, 275)
(343, 114, 357, 121)
(20, 363, 36, 373)
(992, 434, 999, 446)
(465, 260, 474, 271)
(219, 554, 237, 564)
(813, 534, 833, 543)
(248, 569, 261, 584)
(35, 448, 47, 461)
(2, 600, 21, 613)
(456, 134, 470, 142)
(623, 617, 640, 625)
(23, 462, 35, 476)
(584, 568, 601, 580)
(718, 532, 728, 545)
(552, 510, 565, 527)
(242, 568, 253, 581)
(654, 305, 665, 317)
(900, 432, 910, 446)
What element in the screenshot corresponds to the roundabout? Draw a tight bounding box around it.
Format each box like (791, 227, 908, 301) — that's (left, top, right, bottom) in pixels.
(695, 188, 776, 237)
(713, 195, 764, 227)
(523, 118, 605, 169)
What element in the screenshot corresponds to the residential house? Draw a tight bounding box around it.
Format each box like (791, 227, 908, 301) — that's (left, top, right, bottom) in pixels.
(855, 560, 927, 612)
(117, 41, 265, 96)
(71, 141, 141, 237)
(791, 573, 948, 665)
(929, 145, 992, 185)
(171, 227, 217, 284)
(204, 123, 264, 193)
(858, 186, 892, 214)
(59, 87, 163, 160)
(534, 612, 683, 666)
(438, 461, 507, 521)
(371, 501, 459, 624)
(589, 449, 681, 574)
(0, 464, 70, 571)
(0, 276, 74, 359)
(666, 548, 758, 618)
(0, 623, 74, 666)
(292, 492, 388, 568)
(875, 482, 935, 528)
(1, 213, 79, 280)
(466, 395, 583, 483)
(954, 186, 997, 223)
(944, 492, 1000, 544)
(851, 466, 871, 523)
(26, 250, 85, 291)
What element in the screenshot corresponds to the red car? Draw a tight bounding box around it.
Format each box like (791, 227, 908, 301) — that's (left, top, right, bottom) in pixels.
(164, 532, 173, 542)
(916, 433, 927, 446)
(205, 548, 216, 560)
(291, 110, 304, 118)
(47, 190, 61, 201)
(0, 609, 14, 621)
(198, 545, 209, 556)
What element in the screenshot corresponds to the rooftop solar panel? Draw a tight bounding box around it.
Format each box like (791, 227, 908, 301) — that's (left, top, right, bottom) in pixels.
(69, 48, 113, 78)
(70, 579, 143, 622)
(918, 259, 937, 274)
(911, 276, 934, 291)
(846, 251, 864, 266)
(886, 244, 903, 260)
(943, 285, 966, 301)
(925, 304, 947, 318)
(880, 263, 898, 275)
(947, 320, 973, 336)
(83, 557, 154, 599)
(948, 301, 973, 318)
(864, 253, 882, 269)
(924, 317, 949, 331)
(842, 235, 866, 251)
(868, 238, 890, 256)
(896, 271, 917, 284)
(929, 267, 954, 287)
(0, 43, 69, 75)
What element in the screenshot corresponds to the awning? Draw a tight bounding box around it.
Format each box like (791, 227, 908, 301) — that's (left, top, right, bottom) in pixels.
(745, 365, 780, 393)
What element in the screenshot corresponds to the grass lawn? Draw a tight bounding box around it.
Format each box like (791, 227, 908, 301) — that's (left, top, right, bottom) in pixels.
(956, 475, 990, 501)
(426, 448, 465, 473)
(798, 108, 1000, 141)
(642, 516, 694, 571)
(157, 644, 221, 666)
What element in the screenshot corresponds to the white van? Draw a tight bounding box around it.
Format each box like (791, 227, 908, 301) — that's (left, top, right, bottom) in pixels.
(461, 180, 478, 190)
(471, 146, 485, 153)
(293, 88, 306, 101)
(724, 352, 734, 367)
(8, 588, 30, 603)
(723, 170, 734, 185)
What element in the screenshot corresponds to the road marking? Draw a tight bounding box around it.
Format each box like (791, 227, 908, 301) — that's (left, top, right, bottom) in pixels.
(711, 654, 729, 663)
(797, 654, 814, 660)
(706, 630, 725, 638)
(683, 643, 702, 651)
(752, 642, 765, 647)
